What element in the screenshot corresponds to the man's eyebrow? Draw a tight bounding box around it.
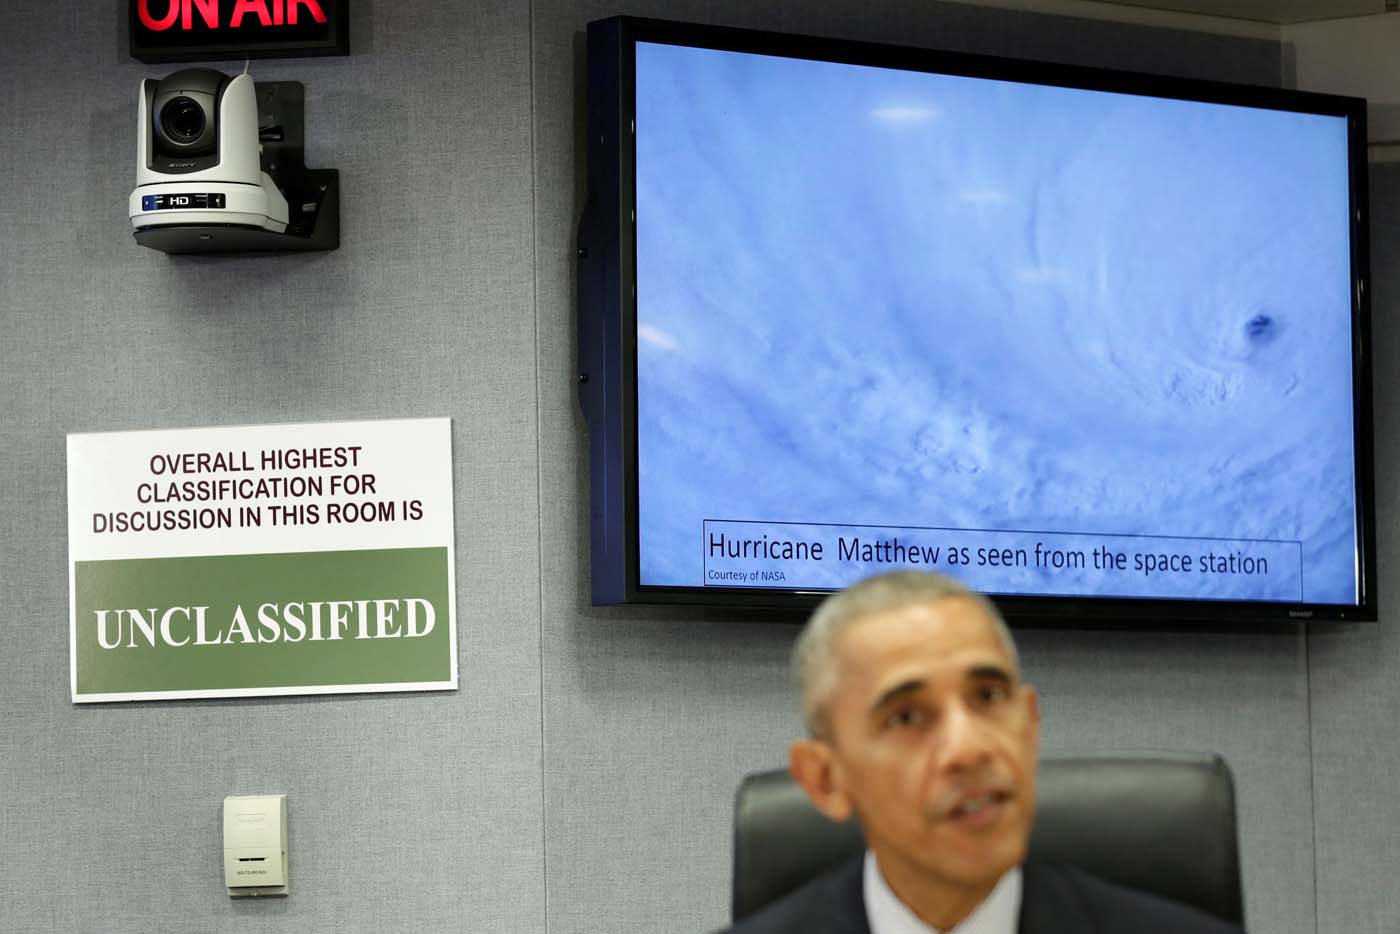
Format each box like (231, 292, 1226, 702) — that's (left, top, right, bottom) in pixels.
(868, 679, 925, 715)
(968, 664, 1015, 686)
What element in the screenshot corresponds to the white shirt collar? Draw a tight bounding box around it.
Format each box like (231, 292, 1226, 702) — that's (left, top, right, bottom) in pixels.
(863, 850, 1022, 934)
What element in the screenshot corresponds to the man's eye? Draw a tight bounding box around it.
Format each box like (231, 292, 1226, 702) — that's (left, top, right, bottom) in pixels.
(888, 707, 926, 728)
(974, 683, 1010, 706)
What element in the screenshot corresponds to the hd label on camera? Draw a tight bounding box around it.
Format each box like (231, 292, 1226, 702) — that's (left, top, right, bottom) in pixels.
(141, 193, 227, 211)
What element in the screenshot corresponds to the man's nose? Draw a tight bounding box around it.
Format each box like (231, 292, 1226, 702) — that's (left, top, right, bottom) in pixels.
(936, 701, 994, 771)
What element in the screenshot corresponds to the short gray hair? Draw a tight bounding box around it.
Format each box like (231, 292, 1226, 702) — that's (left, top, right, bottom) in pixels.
(793, 570, 1019, 738)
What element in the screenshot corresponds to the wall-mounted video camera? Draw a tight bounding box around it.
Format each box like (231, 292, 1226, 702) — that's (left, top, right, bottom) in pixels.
(128, 68, 338, 254)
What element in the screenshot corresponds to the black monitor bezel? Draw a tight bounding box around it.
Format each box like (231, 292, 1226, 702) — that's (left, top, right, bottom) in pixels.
(579, 15, 1376, 622)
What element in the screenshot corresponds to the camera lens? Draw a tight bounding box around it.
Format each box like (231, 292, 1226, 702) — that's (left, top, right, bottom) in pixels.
(159, 96, 206, 146)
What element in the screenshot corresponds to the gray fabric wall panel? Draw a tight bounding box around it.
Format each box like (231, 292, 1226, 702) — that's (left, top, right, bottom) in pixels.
(531, 4, 1308, 934)
(0, 1, 545, 932)
(1309, 164, 1400, 934)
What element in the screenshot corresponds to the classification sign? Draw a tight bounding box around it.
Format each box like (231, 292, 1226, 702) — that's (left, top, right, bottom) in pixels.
(67, 417, 456, 702)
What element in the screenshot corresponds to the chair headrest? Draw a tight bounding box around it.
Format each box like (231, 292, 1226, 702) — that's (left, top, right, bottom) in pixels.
(732, 752, 1242, 925)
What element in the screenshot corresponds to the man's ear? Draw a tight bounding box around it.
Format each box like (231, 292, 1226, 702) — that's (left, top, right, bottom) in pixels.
(789, 738, 854, 823)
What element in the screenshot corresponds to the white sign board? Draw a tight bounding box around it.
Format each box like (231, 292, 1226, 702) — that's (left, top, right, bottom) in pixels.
(67, 417, 456, 702)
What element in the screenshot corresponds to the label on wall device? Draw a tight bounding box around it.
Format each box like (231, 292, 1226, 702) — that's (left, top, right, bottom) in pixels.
(66, 417, 456, 703)
(129, 0, 349, 63)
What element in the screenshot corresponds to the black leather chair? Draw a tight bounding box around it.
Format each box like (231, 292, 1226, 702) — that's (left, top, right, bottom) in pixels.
(732, 752, 1243, 926)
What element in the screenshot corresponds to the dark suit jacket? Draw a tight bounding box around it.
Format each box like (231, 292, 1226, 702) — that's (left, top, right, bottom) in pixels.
(723, 855, 1244, 934)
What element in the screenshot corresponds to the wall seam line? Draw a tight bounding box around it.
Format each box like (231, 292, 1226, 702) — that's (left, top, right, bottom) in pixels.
(527, 1, 550, 933)
(1305, 624, 1318, 934)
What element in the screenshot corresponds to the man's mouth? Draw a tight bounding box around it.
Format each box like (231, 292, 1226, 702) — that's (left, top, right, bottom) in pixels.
(944, 789, 1013, 825)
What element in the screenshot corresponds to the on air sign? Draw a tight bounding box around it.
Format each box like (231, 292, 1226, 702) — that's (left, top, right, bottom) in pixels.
(129, 0, 348, 62)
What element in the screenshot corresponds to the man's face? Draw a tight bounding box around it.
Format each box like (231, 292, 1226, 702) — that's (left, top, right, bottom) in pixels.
(793, 597, 1039, 892)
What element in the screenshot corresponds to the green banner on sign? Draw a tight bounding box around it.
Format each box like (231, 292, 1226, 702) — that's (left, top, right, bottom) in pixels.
(73, 547, 451, 697)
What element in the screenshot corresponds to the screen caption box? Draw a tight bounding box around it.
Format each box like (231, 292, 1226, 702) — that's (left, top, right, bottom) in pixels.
(701, 519, 1304, 602)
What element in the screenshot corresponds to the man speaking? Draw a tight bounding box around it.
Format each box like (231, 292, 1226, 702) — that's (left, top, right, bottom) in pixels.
(726, 570, 1242, 934)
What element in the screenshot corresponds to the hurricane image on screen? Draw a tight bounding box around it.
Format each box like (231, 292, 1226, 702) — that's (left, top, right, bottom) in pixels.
(633, 41, 1358, 605)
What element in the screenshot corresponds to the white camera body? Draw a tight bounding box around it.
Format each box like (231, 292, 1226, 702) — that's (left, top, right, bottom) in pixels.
(129, 69, 288, 234)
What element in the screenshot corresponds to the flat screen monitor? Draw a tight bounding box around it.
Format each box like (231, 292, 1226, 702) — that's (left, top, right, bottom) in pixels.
(578, 16, 1376, 621)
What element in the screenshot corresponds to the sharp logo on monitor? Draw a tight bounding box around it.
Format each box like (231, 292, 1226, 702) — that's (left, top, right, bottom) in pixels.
(129, 0, 348, 62)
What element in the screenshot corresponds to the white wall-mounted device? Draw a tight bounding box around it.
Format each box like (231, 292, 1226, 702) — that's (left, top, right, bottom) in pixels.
(131, 70, 288, 235)
(130, 69, 340, 254)
(223, 794, 289, 897)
